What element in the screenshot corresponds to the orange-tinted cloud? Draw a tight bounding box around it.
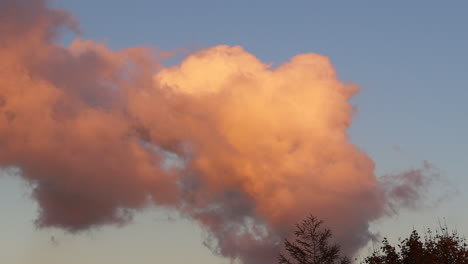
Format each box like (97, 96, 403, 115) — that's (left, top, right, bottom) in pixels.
(0, 1, 437, 263)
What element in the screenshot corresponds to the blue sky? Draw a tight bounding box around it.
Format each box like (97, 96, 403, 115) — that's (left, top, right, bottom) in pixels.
(1, 1, 467, 263)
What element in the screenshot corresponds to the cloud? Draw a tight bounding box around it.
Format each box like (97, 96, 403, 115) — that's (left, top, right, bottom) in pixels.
(0, 1, 436, 263)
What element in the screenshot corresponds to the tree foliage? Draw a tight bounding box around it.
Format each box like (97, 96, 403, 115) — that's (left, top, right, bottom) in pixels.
(363, 227, 468, 264)
(279, 215, 350, 264)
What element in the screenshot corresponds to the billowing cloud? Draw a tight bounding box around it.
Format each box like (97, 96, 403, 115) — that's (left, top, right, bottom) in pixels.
(0, 1, 436, 263)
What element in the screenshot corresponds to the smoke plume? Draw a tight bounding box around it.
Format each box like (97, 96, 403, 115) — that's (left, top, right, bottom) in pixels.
(0, 1, 437, 263)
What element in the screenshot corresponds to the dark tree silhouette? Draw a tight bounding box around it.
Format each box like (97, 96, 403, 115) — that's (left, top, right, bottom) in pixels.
(278, 215, 350, 264)
(363, 226, 468, 264)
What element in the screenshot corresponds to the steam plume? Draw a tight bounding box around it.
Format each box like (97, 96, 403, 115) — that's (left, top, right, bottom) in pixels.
(0, 1, 436, 263)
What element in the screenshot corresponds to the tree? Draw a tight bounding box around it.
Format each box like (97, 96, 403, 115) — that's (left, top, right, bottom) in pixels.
(363, 226, 468, 264)
(278, 215, 350, 264)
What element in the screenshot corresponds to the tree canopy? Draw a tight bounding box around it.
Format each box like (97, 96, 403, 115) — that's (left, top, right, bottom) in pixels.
(278, 215, 350, 264)
(363, 227, 468, 264)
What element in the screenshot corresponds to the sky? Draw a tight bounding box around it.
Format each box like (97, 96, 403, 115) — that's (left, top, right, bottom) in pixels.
(0, 0, 467, 263)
